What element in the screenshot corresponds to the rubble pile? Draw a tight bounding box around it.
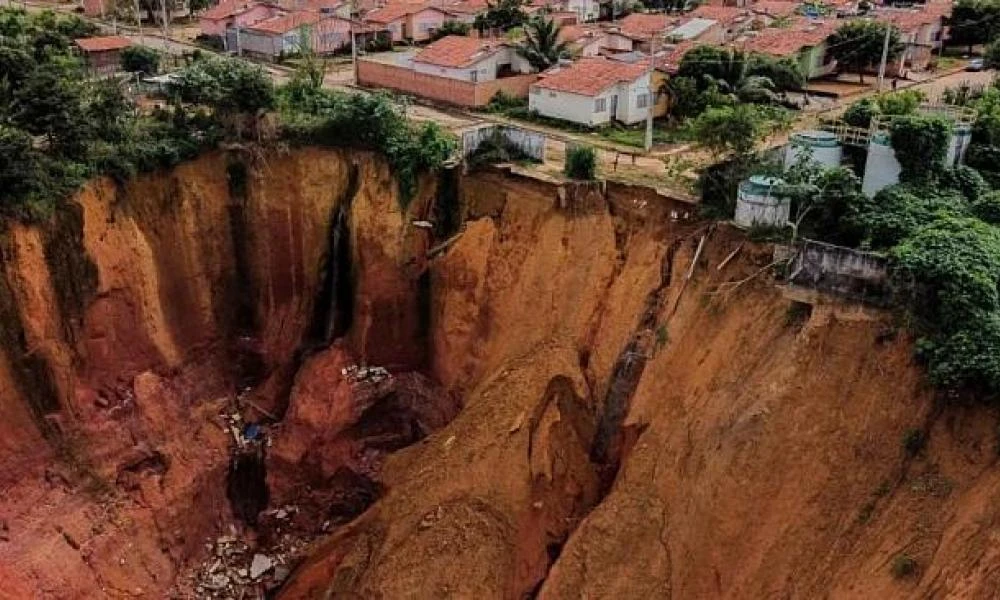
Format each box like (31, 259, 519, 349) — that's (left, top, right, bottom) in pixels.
(341, 364, 391, 385)
(176, 506, 309, 599)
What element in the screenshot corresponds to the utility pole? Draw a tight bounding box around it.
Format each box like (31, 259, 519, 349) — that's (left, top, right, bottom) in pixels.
(876, 20, 892, 92)
(350, 0, 358, 84)
(134, 0, 145, 45)
(160, 0, 170, 40)
(644, 34, 656, 152)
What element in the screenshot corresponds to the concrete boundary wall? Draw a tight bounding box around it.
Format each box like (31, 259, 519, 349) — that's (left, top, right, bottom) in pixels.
(785, 239, 891, 303)
(357, 60, 538, 108)
(461, 125, 546, 161)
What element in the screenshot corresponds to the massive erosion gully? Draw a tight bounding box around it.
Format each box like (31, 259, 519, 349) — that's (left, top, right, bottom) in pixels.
(2, 147, 1000, 599)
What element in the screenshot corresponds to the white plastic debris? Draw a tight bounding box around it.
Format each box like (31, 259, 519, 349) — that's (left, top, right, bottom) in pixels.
(249, 553, 274, 580)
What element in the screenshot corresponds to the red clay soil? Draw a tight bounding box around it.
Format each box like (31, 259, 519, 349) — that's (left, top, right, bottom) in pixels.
(281, 177, 1000, 599)
(4, 150, 1000, 600)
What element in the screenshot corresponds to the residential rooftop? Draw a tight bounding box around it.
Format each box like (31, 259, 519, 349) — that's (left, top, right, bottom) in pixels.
(247, 9, 322, 33)
(414, 35, 505, 68)
(74, 36, 131, 52)
(533, 57, 648, 96)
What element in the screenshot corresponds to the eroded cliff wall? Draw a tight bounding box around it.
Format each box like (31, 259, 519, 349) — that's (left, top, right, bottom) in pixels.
(0, 147, 435, 599)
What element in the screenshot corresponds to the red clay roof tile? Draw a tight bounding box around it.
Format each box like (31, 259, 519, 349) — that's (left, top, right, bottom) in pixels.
(533, 57, 647, 96)
(413, 35, 504, 67)
(74, 36, 131, 51)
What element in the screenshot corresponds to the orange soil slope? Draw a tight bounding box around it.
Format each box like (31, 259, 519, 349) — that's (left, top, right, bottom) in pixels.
(0, 148, 437, 599)
(283, 176, 1000, 599)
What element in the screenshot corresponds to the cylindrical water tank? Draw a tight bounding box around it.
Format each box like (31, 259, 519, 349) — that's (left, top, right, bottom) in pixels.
(783, 130, 843, 169)
(948, 125, 972, 166)
(734, 176, 790, 228)
(862, 134, 901, 197)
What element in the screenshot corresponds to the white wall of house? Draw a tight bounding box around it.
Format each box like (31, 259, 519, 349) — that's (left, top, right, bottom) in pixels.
(601, 33, 634, 52)
(566, 0, 599, 22)
(529, 72, 652, 126)
(413, 47, 531, 82)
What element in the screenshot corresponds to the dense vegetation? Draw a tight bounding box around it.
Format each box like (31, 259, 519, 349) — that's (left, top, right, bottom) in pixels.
(826, 21, 903, 84)
(668, 47, 805, 119)
(0, 8, 218, 221)
(0, 7, 455, 220)
(774, 81, 1000, 396)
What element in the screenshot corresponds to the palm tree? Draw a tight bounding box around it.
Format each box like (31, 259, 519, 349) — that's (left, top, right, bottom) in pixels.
(517, 17, 569, 72)
(703, 49, 779, 104)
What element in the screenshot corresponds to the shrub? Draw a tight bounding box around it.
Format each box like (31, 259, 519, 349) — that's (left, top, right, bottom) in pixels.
(843, 98, 880, 128)
(889, 114, 951, 181)
(901, 428, 926, 457)
(429, 20, 470, 41)
(891, 553, 918, 579)
(971, 190, 1000, 224)
(564, 144, 596, 180)
(121, 45, 159, 76)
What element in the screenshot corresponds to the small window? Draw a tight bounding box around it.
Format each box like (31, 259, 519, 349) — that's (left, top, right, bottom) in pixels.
(549, 91, 557, 98)
(594, 98, 607, 112)
(636, 93, 649, 109)
(470, 70, 478, 82)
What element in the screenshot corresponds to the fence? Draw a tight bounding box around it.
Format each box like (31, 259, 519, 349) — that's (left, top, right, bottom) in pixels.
(461, 125, 546, 162)
(785, 239, 891, 303)
(357, 59, 538, 108)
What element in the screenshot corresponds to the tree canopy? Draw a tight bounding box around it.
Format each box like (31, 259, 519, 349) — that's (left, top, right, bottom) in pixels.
(948, 0, 1000, 52)
(826, 20, 903, 84)
(517, 17, 569, 71)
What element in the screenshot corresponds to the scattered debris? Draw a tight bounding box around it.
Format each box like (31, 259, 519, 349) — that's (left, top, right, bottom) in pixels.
(341, 364, 391, 385)
(249, 553, 273, 579)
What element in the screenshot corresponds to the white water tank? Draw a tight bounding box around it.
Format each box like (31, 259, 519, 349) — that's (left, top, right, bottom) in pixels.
(734, 176, 790, 228)
(862, 134, 901, 197)
(784, 130, 843, 169)
(947, 126, 972, 166)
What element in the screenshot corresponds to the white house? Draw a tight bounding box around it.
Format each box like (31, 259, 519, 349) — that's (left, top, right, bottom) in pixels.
(529, 57, 652, 126)
(412, 35, 532, 82)
(565, 0, 599, 22)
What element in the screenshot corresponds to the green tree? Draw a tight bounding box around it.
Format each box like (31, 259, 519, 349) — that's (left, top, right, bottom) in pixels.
(430, 20, 470, 41)
(12, 62, 89, 157)
(473, 0, 526, 34)
(688, 104, 786, 158)
(121, 45, 160, 76)
(517, 17, 569, 71)
(889, 114, 951, 181)
(985, 37, 1000, 69)
(971, 190, 1000, 224)
(827, 21, 903, 84)
(949, 0, 1000, 53)
(777, 155, 865, 243)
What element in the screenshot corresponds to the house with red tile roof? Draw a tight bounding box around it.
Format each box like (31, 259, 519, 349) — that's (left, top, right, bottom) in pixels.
(74, 36, 131, 75)
(738, 16, 838, 78)
(411, 35, 531, 81)
(529, 57, 653, 125)
(199, 1, 284, 37)
(233, 10, 381, 57)
(877, 2, 950, 71)
(558, 24, 603, 56)
(689, 4, 755, 40)
(364, 3, 454, 42)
